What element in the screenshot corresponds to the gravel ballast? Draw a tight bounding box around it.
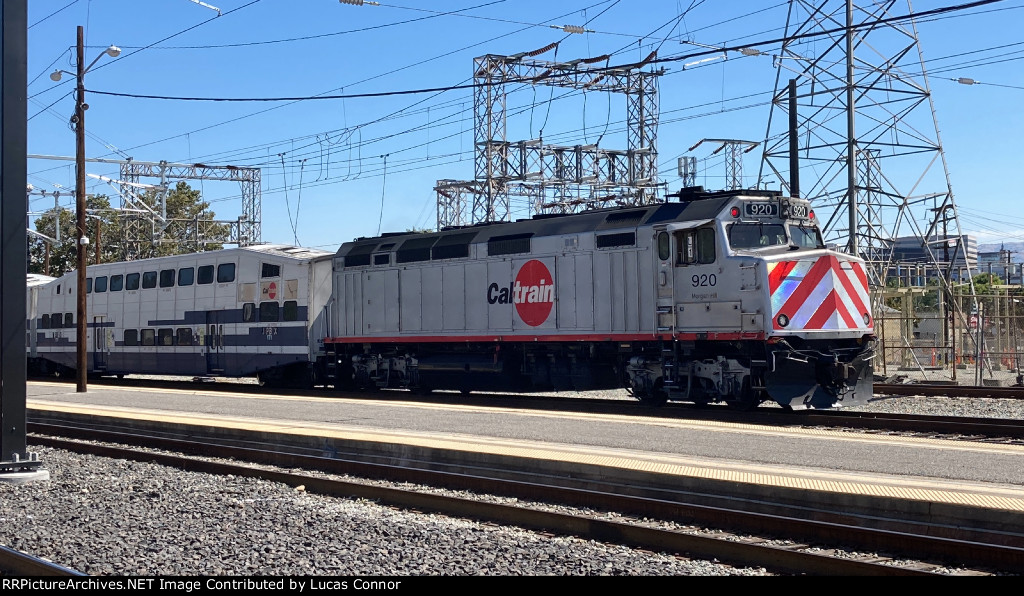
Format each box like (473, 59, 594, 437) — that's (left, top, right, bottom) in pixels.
(0, 446, 770, 576)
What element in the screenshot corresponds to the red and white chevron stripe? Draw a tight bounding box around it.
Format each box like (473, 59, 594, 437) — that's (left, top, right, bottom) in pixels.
(768, 255, 872, 331)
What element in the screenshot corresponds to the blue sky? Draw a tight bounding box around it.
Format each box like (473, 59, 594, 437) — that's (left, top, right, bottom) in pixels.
(25, 0, 1024, 252)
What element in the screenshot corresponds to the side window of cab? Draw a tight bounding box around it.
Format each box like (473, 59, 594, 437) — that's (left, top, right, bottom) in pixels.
(674, 227, 716, 265)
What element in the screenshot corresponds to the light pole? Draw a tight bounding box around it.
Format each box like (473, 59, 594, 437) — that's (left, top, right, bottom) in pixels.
(49, 26, 119, 392)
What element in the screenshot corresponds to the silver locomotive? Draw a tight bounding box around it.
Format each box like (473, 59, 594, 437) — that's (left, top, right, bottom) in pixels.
(323, 188, 875, 409)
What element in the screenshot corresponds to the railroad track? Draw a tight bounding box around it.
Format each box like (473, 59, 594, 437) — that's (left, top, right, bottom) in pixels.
(0, 545, 83, 577)
(29, 377, 1024, 444)
(874, 383, 1024, 399)
(26, 421, 1024, 575)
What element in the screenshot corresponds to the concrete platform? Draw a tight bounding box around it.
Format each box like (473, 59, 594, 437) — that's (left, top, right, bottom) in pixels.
(26, 391, 1024, 538)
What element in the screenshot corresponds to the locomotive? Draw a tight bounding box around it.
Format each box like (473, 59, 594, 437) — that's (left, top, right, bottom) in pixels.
(322, 187, 875, 409)
(26, 187, 875, 410)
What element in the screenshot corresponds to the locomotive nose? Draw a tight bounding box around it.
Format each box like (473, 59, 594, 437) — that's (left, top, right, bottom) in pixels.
(768, 254, 872, 334)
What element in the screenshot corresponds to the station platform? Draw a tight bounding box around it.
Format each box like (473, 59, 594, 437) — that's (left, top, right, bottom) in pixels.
(24, 380, 1024, 537)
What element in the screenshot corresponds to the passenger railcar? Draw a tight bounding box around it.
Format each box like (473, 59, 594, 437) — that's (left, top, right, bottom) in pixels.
(28, 245, 333, 386)
(322, 188, 875, 409)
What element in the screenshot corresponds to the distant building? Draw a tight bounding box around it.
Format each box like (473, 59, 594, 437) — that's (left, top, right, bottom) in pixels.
(888, 235, 977, 282)
(977, 247, 1023, 284)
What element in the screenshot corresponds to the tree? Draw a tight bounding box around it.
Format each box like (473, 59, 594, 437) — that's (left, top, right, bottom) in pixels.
(124, 181, 230, 260)
(28, 182, 231, 276)
(28, 194, 121, 277)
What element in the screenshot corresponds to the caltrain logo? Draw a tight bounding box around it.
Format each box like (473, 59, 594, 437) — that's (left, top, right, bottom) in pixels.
(487, 259, 555, 327)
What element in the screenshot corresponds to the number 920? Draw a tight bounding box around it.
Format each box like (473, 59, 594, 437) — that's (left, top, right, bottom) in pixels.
(691, 274, 717, 287)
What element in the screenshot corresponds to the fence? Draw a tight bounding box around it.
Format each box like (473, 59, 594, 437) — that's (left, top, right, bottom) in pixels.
(873, 287, 1024, 385)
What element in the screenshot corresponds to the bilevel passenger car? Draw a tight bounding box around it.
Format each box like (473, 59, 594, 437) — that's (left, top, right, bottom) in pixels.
(322, 188, 876, 409)
(27, 244, 334, 387)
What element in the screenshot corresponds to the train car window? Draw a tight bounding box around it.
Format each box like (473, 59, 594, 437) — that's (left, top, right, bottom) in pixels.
(373, 254, 390, 265)
(178, 267, 194, 287)
(41, 314, 49, 329)
(110, 275, 123, 292)
(158, 329, 174, 346)
(126, 273, 140, 290)
(261, 263, 281, 278)
(596, 232, 637, 249)
(657, 232, 671, 261)
(123, 329, 138, 346)
(159, 269, 175, 288)
(142, 271, 158, 289)
(283, 300, 298, 322)
(55, 284, 60, 295)
(95, 276, 108, 293)
(695, 228, 716, 264)
(217, 263, 236, 283)
(64, 313, 73, 328)
(51, 313, 61, 328)
(197, 265, 214, 284)
(674, 232, 693, 265)
(259, 301, 280, 322)
(790, 225, 824, 249)
(141, 329, 155, 346)
(488, 233, 532, 257)
(728, 224, 787, 250)
(242, 303, 256, 323)
(86, 278, 93, 294)
(176, 328, 193, 346)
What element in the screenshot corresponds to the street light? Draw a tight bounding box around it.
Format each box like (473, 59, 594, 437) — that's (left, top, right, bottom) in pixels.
(49, 26, 119, 393)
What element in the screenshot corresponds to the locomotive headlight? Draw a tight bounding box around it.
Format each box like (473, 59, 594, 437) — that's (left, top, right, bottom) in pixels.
(863, 313, 871, 325)
(776, 314, 790, 328)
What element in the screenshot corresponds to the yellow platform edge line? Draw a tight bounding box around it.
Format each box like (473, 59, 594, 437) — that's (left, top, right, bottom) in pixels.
(28, 400, 1024, 513)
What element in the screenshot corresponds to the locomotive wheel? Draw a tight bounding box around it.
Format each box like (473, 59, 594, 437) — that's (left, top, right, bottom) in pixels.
(727, 378, 760, 412)
(637, 379, 668, 407)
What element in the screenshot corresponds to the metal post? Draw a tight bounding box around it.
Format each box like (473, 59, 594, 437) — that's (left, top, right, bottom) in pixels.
(1, 0, 45, 478)
(975, 303, 983, 386)
(788, 79, 800, 199)
(845, 0, 858, 256)
(75, 25, 88, 393)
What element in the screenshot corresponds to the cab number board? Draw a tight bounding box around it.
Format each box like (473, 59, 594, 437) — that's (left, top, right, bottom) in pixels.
(789, 204, 809, 218)
(744, 202, 778, 217)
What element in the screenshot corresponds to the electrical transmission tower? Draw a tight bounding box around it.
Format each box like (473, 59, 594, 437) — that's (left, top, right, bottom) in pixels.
(436, 45, 664, 229)
(758, 0, 974, 289)
(689, 139, 759, 191)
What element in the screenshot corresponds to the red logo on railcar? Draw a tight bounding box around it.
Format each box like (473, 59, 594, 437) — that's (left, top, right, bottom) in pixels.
(515, 260, 555, 326)
(486, 260, 555, 327)
(266, 282, 277, 300)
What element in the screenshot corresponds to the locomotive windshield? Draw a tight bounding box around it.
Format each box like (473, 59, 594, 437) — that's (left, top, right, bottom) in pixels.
(727, 223, 787, 249)
(790, 225, 825, 249)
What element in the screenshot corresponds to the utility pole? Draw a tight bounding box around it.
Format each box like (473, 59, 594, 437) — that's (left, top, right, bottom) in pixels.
(49, 28, 120, 392)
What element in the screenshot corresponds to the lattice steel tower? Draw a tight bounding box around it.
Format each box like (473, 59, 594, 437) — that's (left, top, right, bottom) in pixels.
(437, 45, 664, 229)
(758, 0, 973, 288)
